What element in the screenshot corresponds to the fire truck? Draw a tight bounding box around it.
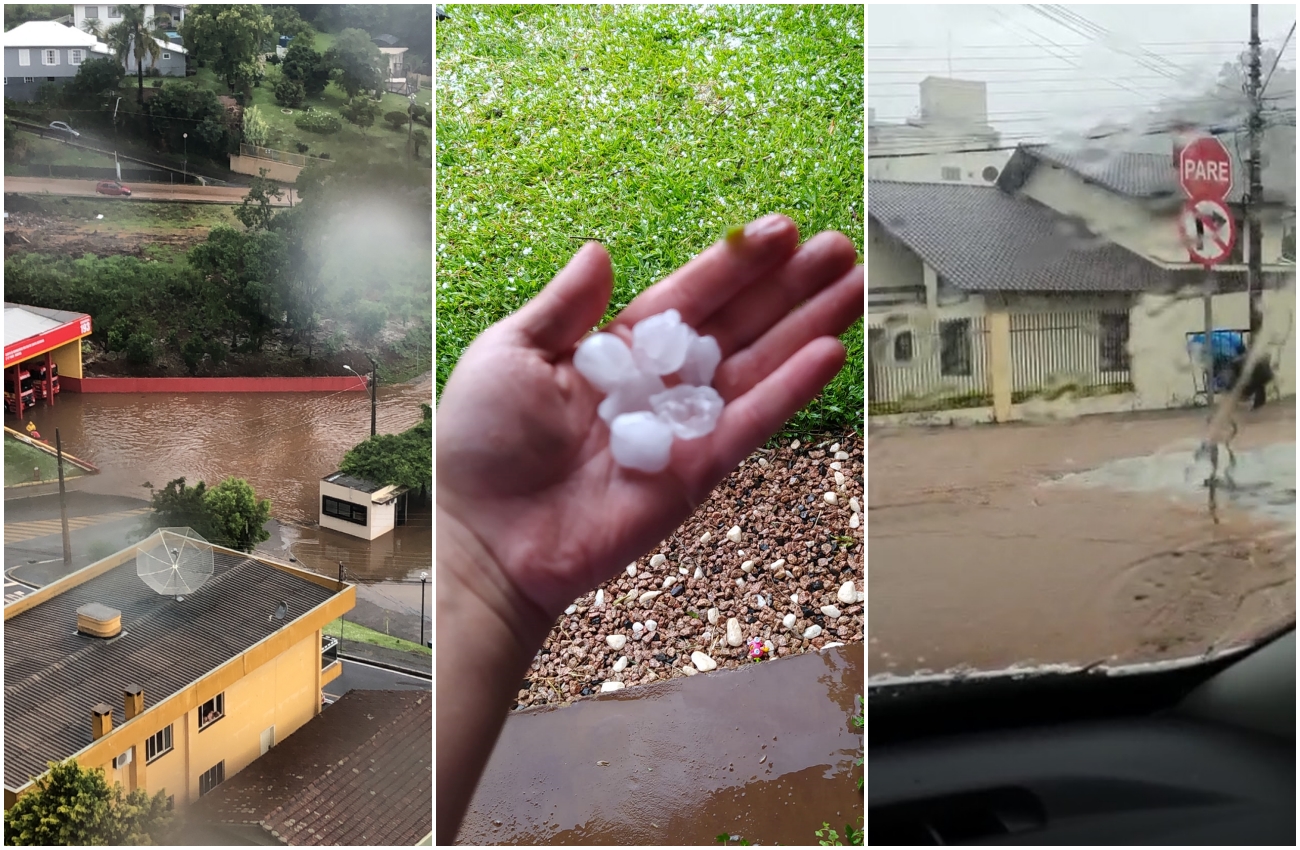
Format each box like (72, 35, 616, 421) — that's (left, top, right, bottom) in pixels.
(4, 365, 36, 415)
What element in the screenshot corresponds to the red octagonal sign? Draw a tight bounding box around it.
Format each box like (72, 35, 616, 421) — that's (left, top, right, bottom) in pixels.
(1178, 135, 1233, 201)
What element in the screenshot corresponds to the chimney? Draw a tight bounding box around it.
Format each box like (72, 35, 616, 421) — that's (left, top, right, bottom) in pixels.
(92, 704, 113, 740)
(124, 685, 144, 721)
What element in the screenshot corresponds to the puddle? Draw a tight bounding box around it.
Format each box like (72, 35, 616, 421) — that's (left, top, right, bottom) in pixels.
(455, 644, 863, 845)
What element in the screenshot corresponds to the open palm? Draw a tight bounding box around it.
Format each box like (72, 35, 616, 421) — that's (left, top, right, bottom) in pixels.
(437, 214, 863, 629)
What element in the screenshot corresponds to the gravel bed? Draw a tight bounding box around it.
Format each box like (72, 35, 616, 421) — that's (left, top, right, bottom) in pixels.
(517, 434, 864, 709)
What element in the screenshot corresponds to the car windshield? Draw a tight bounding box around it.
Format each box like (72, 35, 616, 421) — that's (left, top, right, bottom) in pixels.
(868, 4, 1296, 685)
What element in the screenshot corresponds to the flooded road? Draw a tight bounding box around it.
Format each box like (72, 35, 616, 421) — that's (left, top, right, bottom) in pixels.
(4, 374, 433, 584)
(868, 405, 1296, 679)
(457, 644, 863, 846)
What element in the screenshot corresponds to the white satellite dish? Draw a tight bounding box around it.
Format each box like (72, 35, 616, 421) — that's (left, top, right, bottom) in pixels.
(136, 527, 214, 598)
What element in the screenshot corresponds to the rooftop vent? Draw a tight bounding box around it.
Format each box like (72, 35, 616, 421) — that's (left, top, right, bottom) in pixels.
(77, 602, 122, 638)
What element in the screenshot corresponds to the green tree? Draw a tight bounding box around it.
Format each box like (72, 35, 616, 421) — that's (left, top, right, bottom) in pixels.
(411, 128, 429, 159)
(242, 104, 271, 146)
(148, 477, 214, 536)
(107, 5, 162, 105)
(79, 15, 106, 40)
(339, 404, 432, 492)
(181, 4, 274, 93)
(204, 477, 271, 551)
(281, 40, 330, 98)
(64, 56, 125, 107)
(4, 5, 73, 31)
(145, 82, 229, 158)
(384, 110, 408, 131)
(267, 5, 315, 43)
(3, 760, 173, 846)
(274, 74, 305, 108)
(5, 119, 31, 163)
(326, 28, 383, 99)
(188, 226, 289, 351)
(235, 169, 284, 232)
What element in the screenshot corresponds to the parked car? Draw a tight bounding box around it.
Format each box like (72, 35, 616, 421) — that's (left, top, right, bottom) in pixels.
(95, 181, 132, 197)
(48, 121, 80, 138)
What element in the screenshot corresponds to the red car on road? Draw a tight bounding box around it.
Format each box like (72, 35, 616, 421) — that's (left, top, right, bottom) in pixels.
(95, 181, 132, 197)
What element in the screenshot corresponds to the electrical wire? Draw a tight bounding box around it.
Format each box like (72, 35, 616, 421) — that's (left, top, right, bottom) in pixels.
(1262, 21, 1297, 94)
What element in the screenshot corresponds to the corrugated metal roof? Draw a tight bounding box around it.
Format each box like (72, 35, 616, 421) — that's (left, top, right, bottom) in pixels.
(868, 180, 1178, 293)
(321, 471, 384, 493)
(191, 690, 431, 846)
(4, 552, 337, 790)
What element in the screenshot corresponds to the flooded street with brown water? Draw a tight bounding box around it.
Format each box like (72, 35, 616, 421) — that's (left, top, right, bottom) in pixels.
(869, 404, 1296, 679)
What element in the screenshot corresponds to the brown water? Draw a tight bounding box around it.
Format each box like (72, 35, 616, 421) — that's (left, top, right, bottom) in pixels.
(457, 644, 863, 846)
(5, 374, 434, 583)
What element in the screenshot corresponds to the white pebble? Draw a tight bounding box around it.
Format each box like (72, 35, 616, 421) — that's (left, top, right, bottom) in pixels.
(823, 492, 838, 505)
(597, 371, 667, 424)
(610, 412, 674, 473)
(769, 558, 786, 572)
(650, 553, 668, 568)
(700, 531, 711, 544)
(803, 625, 823, 640)
(790, 439, 801, 450)
(856, 591, 864, 603)
(613, 656, 629, 672)
(626, 563, 638, 576)
(594, 589, 604, 607)
(681, 665, 699, 676)
(741, 560, 754, 573)
(830, 442, 840, 452)
(755, 595, 766, 608)
(600, 681, 625, 693)
(679, 566, 689, 575)
(639, 590, 663, 605)
(694, 566, 704, 579)
(573, 333, 641, 393)
(834, 471, 846, 488)
(645, 619, 657, 631)
(822, 642, 845, 650)
(676, 333, 722, 387)
(736, 577, 745, 587)
(633, 622, 644, 633)
(726, 617, 743, 647)
(790, 593, 799, 604)
(662, 575, 677, 589)
(837, 581, 857, 605)
(850, 496, 861, 513)
(707, 607, 719, 625)
(820, 605, 841, 619)
(849, 513, 860, 529)
(606, 634, 627, 650)
(835, 451, 850, 460)
(782, 613, 797, 629)
(691, 651, 718, 672)
(830, 461, 842, 471)
(758, 457, 769, 467)
(564, 604, 577, 615)
(726, 525, 742, 543)
(631, 308, 694, 375)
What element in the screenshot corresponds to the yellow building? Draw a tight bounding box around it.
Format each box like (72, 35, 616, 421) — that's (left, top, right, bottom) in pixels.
(3, 530, 354, 811)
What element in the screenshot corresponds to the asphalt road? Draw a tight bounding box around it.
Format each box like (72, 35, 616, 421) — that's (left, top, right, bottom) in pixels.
(5, 491, 153, 586)
(325, 659, 431, 701)
(3, 177, 298, 206)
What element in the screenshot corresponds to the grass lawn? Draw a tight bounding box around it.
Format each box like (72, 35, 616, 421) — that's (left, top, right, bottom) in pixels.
(435, 4, 865, 437)
(7, 194, 238, 230)
(4, 434, 84, 487)
(326, 616, 432, 656)
(4, 135, 118, 175)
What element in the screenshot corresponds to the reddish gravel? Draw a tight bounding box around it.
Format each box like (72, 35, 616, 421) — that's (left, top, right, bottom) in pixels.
(517, 434, 864, 709)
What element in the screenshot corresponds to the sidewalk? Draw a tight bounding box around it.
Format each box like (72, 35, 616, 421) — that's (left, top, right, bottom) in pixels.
(337, 638, 431, 676)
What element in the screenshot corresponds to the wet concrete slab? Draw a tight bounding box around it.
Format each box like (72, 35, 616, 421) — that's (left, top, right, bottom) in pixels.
(456, 644, 863, 845)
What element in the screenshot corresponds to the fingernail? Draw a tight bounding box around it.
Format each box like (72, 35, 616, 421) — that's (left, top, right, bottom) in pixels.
(743, 214, 791, 240)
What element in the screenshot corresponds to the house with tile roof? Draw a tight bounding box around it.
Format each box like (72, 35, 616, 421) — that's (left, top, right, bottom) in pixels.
(3, 529, 355, 818)
(867, 139, 1295, 419)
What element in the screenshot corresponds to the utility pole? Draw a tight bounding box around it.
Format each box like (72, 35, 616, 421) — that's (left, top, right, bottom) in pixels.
(56, 429, 72, 565)
(1246, 4, 1264, 338)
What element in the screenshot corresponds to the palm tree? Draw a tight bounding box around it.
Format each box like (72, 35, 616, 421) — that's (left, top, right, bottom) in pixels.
(116, 5, 162, 104)
(80, 18, 106, 41)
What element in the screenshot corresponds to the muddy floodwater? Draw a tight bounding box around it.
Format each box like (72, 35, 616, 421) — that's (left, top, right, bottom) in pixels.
(6, 375, 433, 584)
(869, 405, 1296, 678)
(458, 644, 863, 845)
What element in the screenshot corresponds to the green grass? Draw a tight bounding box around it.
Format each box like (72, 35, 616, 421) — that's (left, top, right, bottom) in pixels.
(4, 434, 84, 487)
(6, 194, 238, 231)
(4, 135, 119, 174)
(326, 616, 432, 656)
(435, 4, 865, 437)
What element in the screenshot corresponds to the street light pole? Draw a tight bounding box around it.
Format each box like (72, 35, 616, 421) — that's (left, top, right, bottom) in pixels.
(183, 132, 188, 185)
(420, 571, 428, 646)
(344, 359, 378, 438)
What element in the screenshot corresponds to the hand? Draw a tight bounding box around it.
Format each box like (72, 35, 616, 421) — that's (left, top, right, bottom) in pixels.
(437, 213, 863, 642)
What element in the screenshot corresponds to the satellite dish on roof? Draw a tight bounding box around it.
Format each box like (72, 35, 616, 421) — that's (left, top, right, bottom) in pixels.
(136, 527, 214, 598)
(269, 600, 288, 623)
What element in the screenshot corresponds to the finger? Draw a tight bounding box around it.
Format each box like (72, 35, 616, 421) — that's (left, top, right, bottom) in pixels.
(511, 242, 613, 355)
(714, 266, 864, 401)
(697, 230, 858, 358)
(608, 214, 800, 330)
(701, 336, 848, 485)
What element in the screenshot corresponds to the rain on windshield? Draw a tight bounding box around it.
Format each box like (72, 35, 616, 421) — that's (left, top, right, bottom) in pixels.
(867, 4, 1296, 681)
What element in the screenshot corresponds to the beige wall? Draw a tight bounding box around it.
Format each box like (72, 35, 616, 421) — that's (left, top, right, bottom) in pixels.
(868, 150, 1011, 184)
(229, 154, 301, 183)
(320, 480, 396, 540)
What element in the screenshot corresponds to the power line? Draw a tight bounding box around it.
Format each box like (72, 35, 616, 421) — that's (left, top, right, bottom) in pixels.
(1263, 21, 1298, 94)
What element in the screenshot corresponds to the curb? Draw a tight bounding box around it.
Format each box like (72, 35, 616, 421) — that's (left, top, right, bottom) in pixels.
(337, 652, 432, 680)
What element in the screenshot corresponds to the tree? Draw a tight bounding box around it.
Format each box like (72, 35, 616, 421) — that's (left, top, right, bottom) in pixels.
(4, 119, 30, 163)
(108, 5, 162, 105)
(204, 477, 271, 551)
(281, 41, 330, 98)
(80, 16, 106, 40)
(411, 128, 428, 158)
(274, 75, 305, 108)
(64, 56, 124, 107)
(188, 226, 289, 351)
(235, 169, 284, 232)
(146, 82, 229, 158)
(4, 5, 74, 31)
(326, 28, 383, 99)
(268, 5, 315, 43)
(148, 477, 214, 536)
(384, 110, 408, 131)
(339, 404, 432, 492)
(4, 760, 173, 846)
(341, 96, 379, 132)
(242, 103, 271, 146)
(181, 4, 274, 93)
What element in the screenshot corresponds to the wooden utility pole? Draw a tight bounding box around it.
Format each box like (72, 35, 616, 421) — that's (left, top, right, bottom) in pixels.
(1247, 4, 1264, 337)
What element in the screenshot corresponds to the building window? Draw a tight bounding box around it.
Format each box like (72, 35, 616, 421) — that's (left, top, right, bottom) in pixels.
(162, 52, 171, 59)
(323, 496, 367, 526)
(24, 77, 35, 84)
(893, 330, 914, 363)
(1099, 312, 1130, 372)
(47, 76, 56, 82)
(939, 318, 972, 376)
(198, 693, 225, 730)
(70, 49, 84, 65)
(18, 49, 30, 66)
(941, 166, 961, 181)
(108, 6, 120, 18)
(198, 761, 225, 797)
(86, 7, 99, 19)
(145, 724, 174, 763)
(44, 49, 58, 66)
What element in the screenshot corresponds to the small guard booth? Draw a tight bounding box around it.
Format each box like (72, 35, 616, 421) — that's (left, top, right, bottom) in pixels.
(319, 472, 409, 541)
(4, 303, 92, 417)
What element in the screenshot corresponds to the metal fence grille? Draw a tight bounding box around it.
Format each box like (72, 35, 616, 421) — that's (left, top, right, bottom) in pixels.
(1009, 311, 1131, 399)
(868, 316, 992, 413)
(239, 143, 332, 169)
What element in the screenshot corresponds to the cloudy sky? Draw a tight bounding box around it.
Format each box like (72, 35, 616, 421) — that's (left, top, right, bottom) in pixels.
(868, 4, 1295, 149)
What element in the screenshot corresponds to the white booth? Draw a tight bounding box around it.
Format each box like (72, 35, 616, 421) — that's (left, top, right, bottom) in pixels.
(318, 472, 407, 541)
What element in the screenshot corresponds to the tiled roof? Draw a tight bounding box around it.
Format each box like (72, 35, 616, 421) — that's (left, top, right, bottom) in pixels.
(4, 550, 337, 790)
(192, 690, 432, 846)
(868, 180, 1179, 293)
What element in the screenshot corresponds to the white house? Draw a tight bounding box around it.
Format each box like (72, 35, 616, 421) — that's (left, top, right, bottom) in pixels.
(319, 472, 406, 541)
(73, 4, 187, 31)
(869, 77, 1011, 185)
(3, 20, 110, 101)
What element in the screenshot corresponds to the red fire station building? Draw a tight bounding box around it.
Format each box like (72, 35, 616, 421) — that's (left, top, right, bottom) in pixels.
(4, 303, 92, 417)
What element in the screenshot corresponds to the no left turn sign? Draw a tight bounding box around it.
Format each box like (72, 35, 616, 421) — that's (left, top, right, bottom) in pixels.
(1179, 198, 1236, 268)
